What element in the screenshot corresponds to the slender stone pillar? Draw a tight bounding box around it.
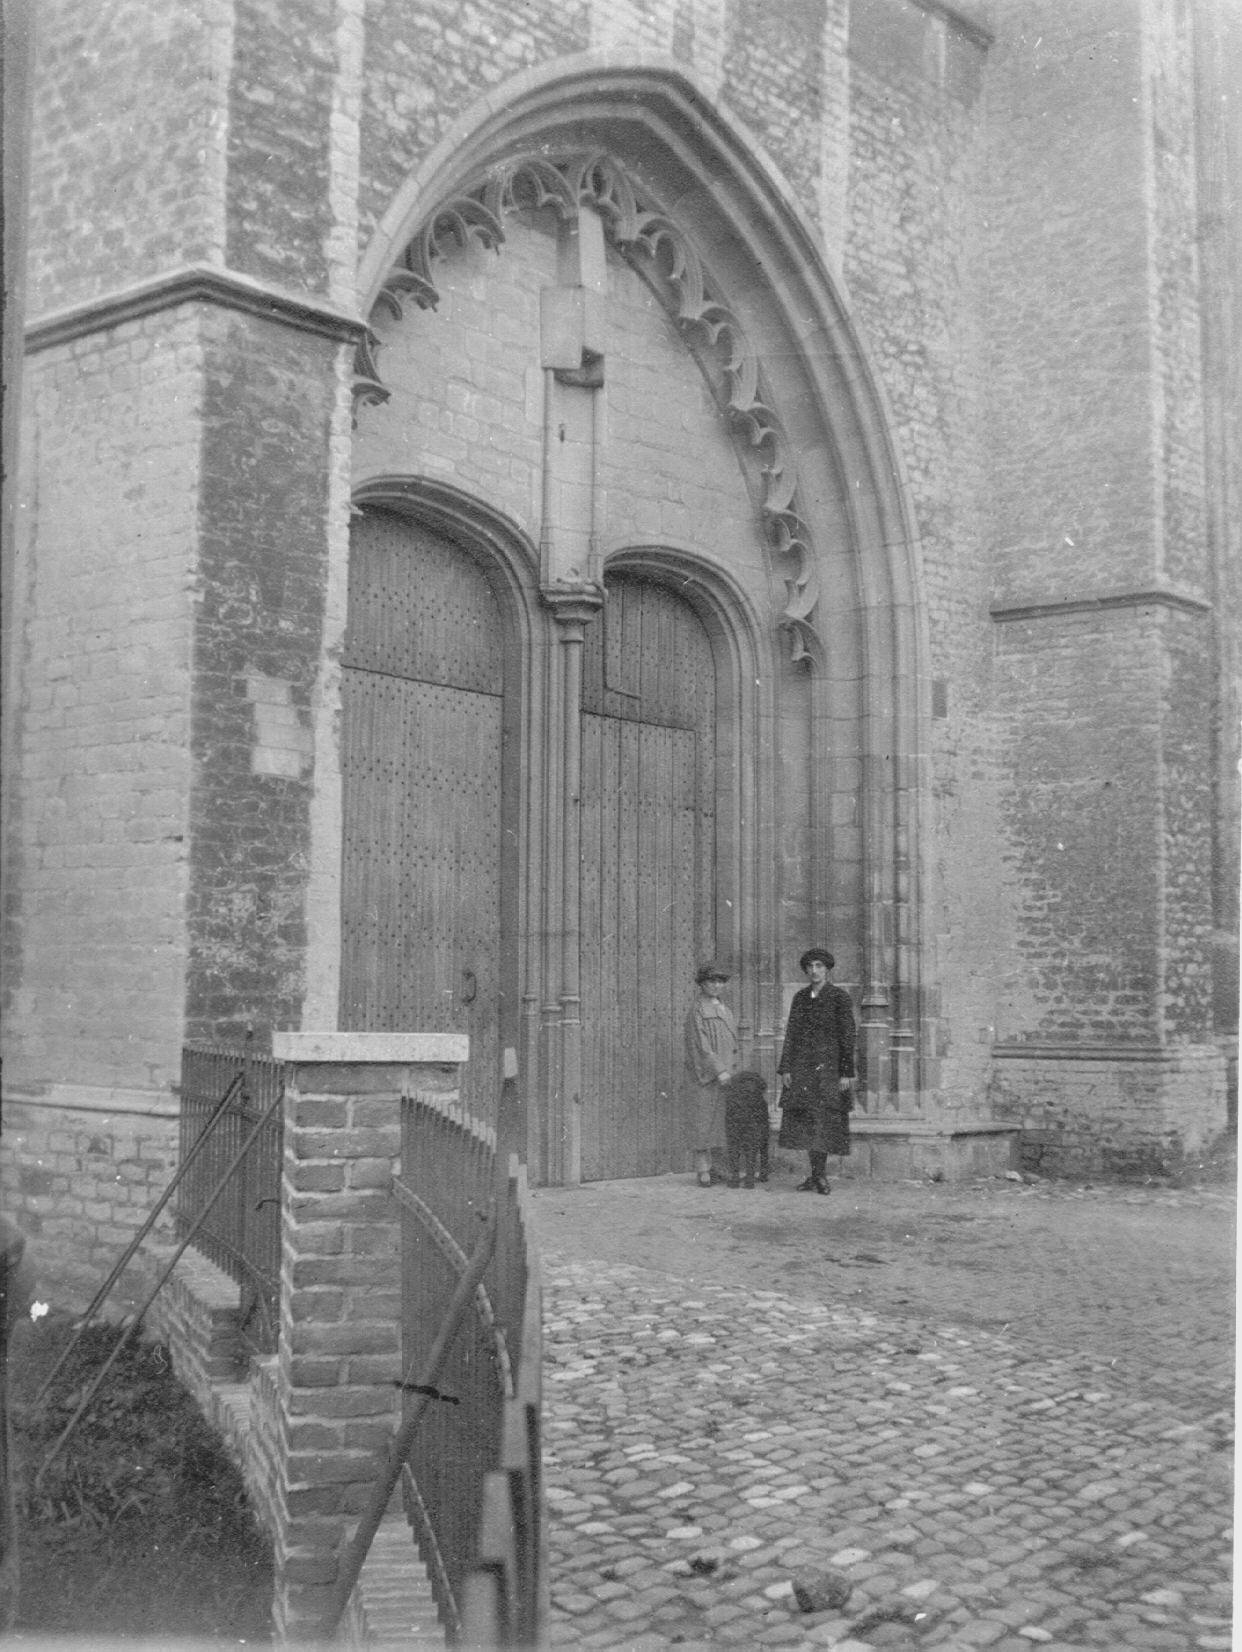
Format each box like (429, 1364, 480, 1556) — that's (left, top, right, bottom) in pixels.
(267, 1031, 466, 1643)
(543, 593, 603, 1184)
(535, 201, 607, 1184)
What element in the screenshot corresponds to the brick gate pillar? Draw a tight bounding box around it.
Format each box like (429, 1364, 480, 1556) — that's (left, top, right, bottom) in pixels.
(267, 1031, 467, 1643)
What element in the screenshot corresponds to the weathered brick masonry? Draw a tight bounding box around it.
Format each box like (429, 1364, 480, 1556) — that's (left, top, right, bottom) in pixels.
(4, 0, 1238, 1307)
(188, 307, 338, 1042)
(8, 313, 199, 1096)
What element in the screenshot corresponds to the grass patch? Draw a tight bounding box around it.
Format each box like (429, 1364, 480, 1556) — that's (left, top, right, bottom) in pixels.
(9, 1313, 272, 1641)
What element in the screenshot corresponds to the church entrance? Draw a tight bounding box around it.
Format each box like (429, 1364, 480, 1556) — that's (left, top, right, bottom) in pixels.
(338, 508, 507, 1127)
(338, 520, 726, 1178)
(578, 575, 718, 1180)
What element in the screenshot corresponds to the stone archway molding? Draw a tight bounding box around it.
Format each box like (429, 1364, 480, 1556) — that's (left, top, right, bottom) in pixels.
(354, 54, 934, 1111)
(357, 148, 824, 667)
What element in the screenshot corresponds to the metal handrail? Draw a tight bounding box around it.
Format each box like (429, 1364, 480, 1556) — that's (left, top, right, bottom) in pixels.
(31, 1072, 246, 1406)
(314, 1206, 499, 1641)
(177, 1043, 284, 1351)
(34, 1087, 285, 1488)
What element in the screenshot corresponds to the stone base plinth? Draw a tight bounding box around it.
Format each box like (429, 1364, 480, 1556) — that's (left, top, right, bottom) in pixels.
(848, 1119, 1019, 1182)
(766, 1118, 1018, 1183)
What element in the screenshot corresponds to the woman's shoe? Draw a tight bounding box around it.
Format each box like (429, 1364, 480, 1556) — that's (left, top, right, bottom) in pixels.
(795, 1176, 817, 1191)
(697, 1171, 713, 1187)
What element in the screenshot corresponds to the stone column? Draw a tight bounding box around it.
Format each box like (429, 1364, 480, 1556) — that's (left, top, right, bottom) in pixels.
(267, 1031, 466, 1642)
(536, 201, 607, 1184)
(542, 592, 603, 1185)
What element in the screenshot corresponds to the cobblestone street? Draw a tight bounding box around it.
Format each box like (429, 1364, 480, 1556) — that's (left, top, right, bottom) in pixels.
(533, 1168, 1235, 1651)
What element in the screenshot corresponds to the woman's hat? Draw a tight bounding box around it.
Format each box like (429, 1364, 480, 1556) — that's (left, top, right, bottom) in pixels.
(799, 947, 835, 972)
(695, 962, 731, 984)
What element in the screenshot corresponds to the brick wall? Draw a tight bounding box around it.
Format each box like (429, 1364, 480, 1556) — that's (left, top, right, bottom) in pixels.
(356, 0, 591, 252)
(984, 2, 1156, 606)
(26, 0, 228, 314)
(983, 2, 1220, 1074)
(226, 0, 337, 292)
(991, 1044, 1227, 1178)
(722, 0, 825, 219)
(0, 1100, 179, 1306)
(844, 0, 1001, 1105)
(186, 307, 339, 1044)
(1147, 0, 1210, 597)
(5, 311, 200, 1099)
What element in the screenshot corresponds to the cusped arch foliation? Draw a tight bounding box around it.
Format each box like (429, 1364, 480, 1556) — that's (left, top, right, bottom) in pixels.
(353, 148, 823, 668)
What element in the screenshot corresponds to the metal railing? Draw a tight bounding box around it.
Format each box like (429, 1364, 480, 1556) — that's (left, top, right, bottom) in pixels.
(390, 1083, 544, 1647)
(177, 1043, 285, 1354)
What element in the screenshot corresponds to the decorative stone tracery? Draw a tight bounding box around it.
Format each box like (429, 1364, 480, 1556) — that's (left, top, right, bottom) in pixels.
(353, 151, 824, 664)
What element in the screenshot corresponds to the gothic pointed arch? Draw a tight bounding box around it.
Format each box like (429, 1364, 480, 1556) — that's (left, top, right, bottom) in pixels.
(352, 56, 933, 1112)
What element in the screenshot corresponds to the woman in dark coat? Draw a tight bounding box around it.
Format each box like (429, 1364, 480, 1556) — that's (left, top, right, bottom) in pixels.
(777, 948, 856, 1194)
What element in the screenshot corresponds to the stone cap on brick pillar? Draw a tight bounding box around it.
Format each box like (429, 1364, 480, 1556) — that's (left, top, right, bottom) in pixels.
(271, 1032, 468, 1064)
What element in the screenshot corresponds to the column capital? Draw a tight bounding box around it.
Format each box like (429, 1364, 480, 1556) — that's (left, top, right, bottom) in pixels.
(542, 582, 605, 634)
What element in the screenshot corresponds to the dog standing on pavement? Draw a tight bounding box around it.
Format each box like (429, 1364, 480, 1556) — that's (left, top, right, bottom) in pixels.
(724, 1069, 770, 1188)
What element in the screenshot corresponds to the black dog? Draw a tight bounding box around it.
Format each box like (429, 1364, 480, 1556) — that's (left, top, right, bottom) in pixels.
(725, 1070, 770, 1188)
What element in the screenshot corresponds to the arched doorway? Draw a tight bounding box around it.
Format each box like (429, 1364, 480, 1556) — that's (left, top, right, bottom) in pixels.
(338, 507, 507, 1125)
(336, 68, 935, 1174)
(578, 573, 719, 1179)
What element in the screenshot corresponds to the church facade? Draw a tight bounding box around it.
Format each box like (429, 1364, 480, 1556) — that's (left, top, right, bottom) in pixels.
(3, 0, 1237, 1265)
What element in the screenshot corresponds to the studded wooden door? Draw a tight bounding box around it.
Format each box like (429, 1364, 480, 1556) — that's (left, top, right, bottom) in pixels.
(579, 576, 717, 1179)
(339, 510, 504, 1126)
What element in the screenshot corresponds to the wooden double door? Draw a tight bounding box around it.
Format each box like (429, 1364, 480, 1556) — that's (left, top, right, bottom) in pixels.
(339, 511, 718, 1179)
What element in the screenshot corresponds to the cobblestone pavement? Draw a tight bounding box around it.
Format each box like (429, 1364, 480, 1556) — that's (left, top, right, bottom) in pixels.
(533, 1169, 1235, 1651)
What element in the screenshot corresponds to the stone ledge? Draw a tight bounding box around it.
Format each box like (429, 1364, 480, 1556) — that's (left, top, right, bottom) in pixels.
(24, 262, 367, 354)
(272, 1032, 468, 1064)
(850, 1117, 1018, 1137)
(1, 1082, 180, 1118)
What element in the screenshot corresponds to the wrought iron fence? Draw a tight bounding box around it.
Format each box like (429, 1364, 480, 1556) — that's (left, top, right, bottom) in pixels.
(392, 1086, 544, 1646)
(177, 1043, 285, 1354)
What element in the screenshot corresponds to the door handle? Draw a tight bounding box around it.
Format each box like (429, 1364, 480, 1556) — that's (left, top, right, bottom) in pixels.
(460, 968, 477, 1005)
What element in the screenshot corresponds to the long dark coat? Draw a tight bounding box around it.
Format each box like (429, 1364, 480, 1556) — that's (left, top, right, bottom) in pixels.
(777, 983, 857, 1155)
